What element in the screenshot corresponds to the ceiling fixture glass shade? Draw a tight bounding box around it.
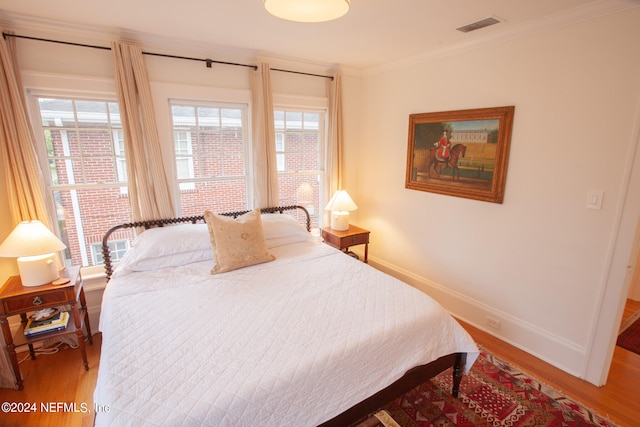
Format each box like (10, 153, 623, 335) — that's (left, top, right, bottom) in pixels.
(264, 0, 350, 23)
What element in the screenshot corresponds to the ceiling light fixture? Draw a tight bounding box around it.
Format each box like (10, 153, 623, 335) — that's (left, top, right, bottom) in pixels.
(264, 0, 350, 23)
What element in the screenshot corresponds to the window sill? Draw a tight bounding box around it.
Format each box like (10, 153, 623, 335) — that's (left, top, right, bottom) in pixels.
(79, 266, 108, 291)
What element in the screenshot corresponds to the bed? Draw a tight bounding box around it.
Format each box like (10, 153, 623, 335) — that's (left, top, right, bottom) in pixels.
(94, 205, 479, 426)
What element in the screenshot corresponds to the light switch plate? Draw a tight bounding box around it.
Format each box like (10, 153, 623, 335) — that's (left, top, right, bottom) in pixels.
(586, 189, 604, 209)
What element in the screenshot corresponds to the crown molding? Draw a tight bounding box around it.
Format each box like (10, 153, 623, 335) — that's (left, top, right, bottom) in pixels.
(1, 12, 257, 62)
(0, 11, 340, 78)
(3, 0, 634, 79)
(1, 12, 112, 45)
(363, 0, 639, 76)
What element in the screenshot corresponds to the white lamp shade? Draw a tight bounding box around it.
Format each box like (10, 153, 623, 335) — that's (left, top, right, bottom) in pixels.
(0, 220, 66, 257)
(325, 190, 357, 231)
(0, 221, 66, 287)
(264, 0, 350, 23)
(325, 190, 357, 212)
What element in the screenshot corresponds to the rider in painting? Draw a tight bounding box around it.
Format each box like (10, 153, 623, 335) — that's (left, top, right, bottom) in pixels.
(434, 130, 451, 161)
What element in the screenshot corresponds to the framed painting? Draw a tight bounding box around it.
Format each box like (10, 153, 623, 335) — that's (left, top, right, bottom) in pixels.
(405, 106, 515, 203)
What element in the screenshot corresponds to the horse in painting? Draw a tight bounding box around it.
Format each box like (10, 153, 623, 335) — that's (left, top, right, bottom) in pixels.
(428, 143, 467, 180)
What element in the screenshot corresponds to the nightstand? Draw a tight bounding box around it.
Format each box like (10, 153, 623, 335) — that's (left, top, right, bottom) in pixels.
(0, 266, 93, 390)
(321, 225, 370, 263)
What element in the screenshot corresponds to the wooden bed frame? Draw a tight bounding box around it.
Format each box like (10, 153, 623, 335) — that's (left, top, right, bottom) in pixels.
(101, 205, 312, 281)
(101, 205, 467, 426)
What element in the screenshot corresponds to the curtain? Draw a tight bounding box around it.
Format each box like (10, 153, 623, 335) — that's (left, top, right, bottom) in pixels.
(0, 34, 51, 227)
(326, 72, 344, 198)
(111, 41, 175, 221)
(0, 32, 52, 388)
(250, 61, 279, 208)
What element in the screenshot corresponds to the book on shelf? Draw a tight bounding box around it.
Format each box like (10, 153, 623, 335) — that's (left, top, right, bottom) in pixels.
(24, 311, 70, 337)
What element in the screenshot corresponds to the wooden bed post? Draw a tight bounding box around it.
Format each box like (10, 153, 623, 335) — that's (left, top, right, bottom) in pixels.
(452, 352, 466, 397)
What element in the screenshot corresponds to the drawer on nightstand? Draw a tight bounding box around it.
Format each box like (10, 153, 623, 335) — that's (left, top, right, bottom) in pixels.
(345, 233, 369, 246)
(321, 232, 338, 247)
(3, 290, 68, 315)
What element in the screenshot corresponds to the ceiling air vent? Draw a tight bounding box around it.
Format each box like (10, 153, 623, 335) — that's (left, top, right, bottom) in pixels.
(456, 16, 501, 33)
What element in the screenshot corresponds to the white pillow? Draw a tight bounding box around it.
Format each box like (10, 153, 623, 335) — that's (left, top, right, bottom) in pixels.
(261, 214, 311, 248)
(118, 223, 212, 271)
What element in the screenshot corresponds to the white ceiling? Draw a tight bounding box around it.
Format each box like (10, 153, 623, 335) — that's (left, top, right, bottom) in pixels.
(0, 0, 636, 70)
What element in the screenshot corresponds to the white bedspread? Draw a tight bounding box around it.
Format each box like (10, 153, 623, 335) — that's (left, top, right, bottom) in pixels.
(94, 241, 478, 426)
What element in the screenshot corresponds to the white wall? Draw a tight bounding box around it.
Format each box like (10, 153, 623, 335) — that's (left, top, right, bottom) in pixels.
(347, 9, 640, 384)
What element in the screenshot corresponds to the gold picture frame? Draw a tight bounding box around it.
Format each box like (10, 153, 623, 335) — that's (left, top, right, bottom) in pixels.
(405, 106, 515, 203)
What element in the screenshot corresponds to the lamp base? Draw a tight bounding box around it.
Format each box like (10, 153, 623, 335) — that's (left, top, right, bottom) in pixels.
(330, 211, 350, 231)
(17, 254, 60, 287)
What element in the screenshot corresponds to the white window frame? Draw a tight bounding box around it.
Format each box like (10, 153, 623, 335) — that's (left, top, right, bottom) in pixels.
(113, 130, 128, 194)
(22, 74, 124, 276)
(275, 133, 285, 172)
(173, 130, 195, 190)
(169, 99, 252, 214)
(151, 82, 253, 212)
(273, 105, 327, 226)
(28, 89, 128, 269)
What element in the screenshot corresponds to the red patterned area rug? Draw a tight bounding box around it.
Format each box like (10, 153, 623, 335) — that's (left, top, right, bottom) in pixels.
(616, 310, 640, 355)
(356, 351, 617, 427)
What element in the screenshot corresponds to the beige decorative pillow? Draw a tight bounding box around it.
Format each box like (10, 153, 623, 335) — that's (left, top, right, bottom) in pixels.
(204, 209, 275, 274)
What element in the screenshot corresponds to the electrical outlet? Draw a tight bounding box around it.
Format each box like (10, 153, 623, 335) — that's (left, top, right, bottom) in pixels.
(487, 317, 501, 331)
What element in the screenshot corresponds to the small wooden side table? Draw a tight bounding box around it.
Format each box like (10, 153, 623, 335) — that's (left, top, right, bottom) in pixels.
(321, 224, 370, 263)
(0, 266, 93, 390)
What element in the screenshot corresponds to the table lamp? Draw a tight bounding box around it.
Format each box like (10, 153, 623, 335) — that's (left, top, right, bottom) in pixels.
(0, 220, 67, 287)
(325, 190, 357, 231)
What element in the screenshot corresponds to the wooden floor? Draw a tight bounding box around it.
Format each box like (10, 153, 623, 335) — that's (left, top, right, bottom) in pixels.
(462, 298, 640, 427)
(0, 336, 101, 427)
(0, 300, 638, 427)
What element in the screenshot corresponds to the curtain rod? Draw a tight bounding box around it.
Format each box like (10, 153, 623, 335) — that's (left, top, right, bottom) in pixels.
(2, 32, 333, 80)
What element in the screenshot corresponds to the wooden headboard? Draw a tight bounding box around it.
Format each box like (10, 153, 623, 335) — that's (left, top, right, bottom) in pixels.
(101, 205, 311, 281)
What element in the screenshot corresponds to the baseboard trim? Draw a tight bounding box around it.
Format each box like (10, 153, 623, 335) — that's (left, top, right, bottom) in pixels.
(369, 256, 587, 379)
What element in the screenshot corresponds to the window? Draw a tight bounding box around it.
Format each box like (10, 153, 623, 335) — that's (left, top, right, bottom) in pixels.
(170, 102, 250, 216)
(113, 130, 128, 193)
(274, 109, 324, 228)
(34, 97, 132, 268)
(29, 90, 321, 269)
(91, 240, 129, 265)
(275, 133, 285, 172)
(173, 130, 195, 190)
